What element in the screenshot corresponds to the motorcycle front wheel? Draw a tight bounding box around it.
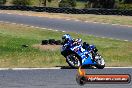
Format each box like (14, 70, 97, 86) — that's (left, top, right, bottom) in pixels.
(66, 54, 81, 68)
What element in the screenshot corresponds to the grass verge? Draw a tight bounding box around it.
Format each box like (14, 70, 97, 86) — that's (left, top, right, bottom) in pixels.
(0, 22, 132, 68)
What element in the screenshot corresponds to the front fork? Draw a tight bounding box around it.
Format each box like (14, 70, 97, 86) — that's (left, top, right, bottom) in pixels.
(89, 51, 96, 63)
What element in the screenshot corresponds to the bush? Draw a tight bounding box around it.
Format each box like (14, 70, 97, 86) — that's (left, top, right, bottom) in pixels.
(0, 0, 6, 5)
(12, 0, 31, 6)
(124, 0, 132, 4)
(85, 0, 115, 9)
(59, 0, 76, 8)
(47, 0, 52, 3)
(117, 3, 132, 9)
(85, 1, 92, 8)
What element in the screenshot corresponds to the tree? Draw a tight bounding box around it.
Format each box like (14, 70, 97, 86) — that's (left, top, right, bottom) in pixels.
(101, 0, 115, 8)
(86, 0, 115, 9)
(124, 0, 132, 4)
(0, 0, 6, 5)
(119, 0, 123, 2)
(38, 0, 52, 7)
(12, 0, 31, 6)
(59, 0, 76, 8)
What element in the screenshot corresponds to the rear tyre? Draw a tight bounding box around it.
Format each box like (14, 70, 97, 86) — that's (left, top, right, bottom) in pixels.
(95, 54, 105, 69)
(49, 39, 55, 45)
(41, 40, 49, 45)
(96, 64, 105, 69)
(55, 40, 62, 45)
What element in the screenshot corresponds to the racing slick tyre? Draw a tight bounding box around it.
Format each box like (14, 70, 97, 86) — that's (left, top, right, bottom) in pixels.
(66, 53, 82, 69)
(96, 64, 105, 69)
(55, 40, 62, 45)
(49, 39, 55, 45)
(42, 40, 49, 45)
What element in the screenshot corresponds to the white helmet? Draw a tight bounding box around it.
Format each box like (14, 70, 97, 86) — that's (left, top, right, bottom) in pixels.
(62, 34, 72, 43)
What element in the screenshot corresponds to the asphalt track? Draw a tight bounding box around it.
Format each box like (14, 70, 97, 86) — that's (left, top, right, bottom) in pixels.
(0, 68, 131, 88)
(0, 13, 132, 41)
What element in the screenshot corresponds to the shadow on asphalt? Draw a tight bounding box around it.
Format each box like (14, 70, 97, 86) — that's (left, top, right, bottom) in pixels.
(56, 66, 96, 69)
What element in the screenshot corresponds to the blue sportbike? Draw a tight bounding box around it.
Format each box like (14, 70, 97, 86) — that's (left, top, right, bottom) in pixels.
(61, 42, 105, 69)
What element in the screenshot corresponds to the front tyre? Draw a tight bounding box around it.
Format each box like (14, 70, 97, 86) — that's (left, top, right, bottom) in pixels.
(66, 54, 81, 68)
(95, 55, 105, 69)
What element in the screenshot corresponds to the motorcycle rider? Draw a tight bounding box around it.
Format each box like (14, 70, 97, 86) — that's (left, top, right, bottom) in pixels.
(61, 34, 91, 65)
(62, 34, 73, 46)
(62, 34, 83, 47)
(62, 34, 83, 50)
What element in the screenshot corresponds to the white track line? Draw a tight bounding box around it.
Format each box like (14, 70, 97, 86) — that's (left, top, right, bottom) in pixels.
(38, 16, 43, 18)
(93, 22, 100, 24)
(101, 23, 109, 25)
(30, 26, 35, 28)
(11, 23, 17, 25)
(18, 14, 23, 16)
(55, 30, 58, 31)
(35, 27, 40, 29)
(20, 24, 24, 26)
(0, 21, 62, 33)
(105, 67, 132, 68)
(109, 38, 114, 40)
(47, 29, 53, 30)
(0, 67, 131, 70)
(101, 37, 105, 38)
(112, 24, 119, 26)
(41, 28, 46, 29)
(6, 13, 12, 15)
(84, 21, 89, 23)
(124, 40, 129, 42)
(75, 19, 80, 22)
(66, 19, 71, 21)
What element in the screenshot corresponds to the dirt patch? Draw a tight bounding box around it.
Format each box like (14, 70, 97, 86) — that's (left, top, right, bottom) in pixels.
(0, 10, 73, 20)
(33, 44, 61, 51)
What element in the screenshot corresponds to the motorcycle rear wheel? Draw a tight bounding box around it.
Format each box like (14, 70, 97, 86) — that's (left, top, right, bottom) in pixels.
(95, 54, 105, 69)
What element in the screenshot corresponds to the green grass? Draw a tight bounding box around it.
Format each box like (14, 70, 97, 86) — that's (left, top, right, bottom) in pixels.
(0, 23, 132, 68)
(0, 23, 66, 67)
(76, 1, 85, 9)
